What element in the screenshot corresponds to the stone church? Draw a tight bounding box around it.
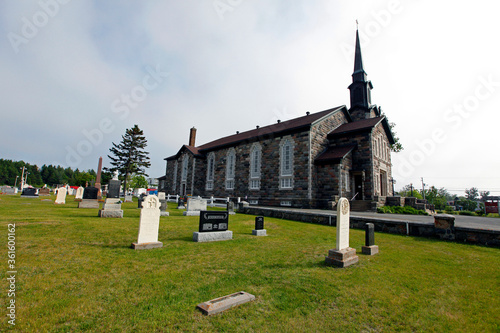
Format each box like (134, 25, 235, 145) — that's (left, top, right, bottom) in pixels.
(159, 30, 395, 209)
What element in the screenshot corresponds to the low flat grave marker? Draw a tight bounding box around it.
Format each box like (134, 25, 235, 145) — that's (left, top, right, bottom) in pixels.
(132, 195, 163, 250)
(197, 291, 255, 315)
(54, 187, 67, 204)
(193, 211, 232, 242)
(325, 198, 358, 268)
(362, 223, 379, 255)
(252, 216, 267, 236)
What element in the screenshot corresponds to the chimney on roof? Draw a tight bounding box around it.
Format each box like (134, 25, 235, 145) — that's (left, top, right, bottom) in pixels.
(256, 125, 260, 129)
(306, 111, 310, 116)
(277, 120, 281, 123)
(189, 127, 196, 146)
(236, 131, 239, 134)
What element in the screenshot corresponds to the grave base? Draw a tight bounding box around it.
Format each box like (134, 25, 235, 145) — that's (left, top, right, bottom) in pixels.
(183, 211, 200, 216)
(98, 210, 124, 218)
(362, 245, 379, 255)
(193, 231, 233, 243)
(131, 242, 163, 250)
(78, 199, 99, 209)
(177, 205, 186, 210)
(20, 195, 39, 198)
(325, 247, 358, 268)
(252, 229, 267, 236)
(197, 291, 255, 315)
(160, 211, 170, 217)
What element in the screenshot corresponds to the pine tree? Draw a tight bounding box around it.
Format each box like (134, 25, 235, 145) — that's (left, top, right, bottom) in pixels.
(105, 125, 151, 194)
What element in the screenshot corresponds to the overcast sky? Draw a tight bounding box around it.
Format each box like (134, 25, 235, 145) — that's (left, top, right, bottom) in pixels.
(1, 1, 499, 195)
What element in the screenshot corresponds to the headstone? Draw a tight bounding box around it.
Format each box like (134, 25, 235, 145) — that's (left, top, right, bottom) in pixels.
(131, 195, 163, 250)
(252, 216, 266, 236)
(38, 188, 50, 196)
(79, 187, 99, 208)
(325, 198, 358, 268)
(159, 195, 169, 217)
(183, 197, 207, 216)
(82, 187, 98, 200)
(107, 179, 121, 199)
(193, 211, 232, 242)
(158, 192, 166, 201)
(227, 201, 236, 215)
(54, 187, 67, 204)
(177, 197, 185, 209)
(362, 223, 379, 255)
(138, 193, 147, 208)
(21, 188, 38, 198)
(124, 195, 133, 202)
(75, 186, 84, 200)
(1, 186, 17, 195)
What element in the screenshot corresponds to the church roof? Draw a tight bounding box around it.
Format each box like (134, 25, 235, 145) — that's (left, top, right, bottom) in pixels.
(328, 116, 395, 144)
(195, 106, 348, 152)
(315, 145, 356, 164)
(165, 144, 202, 161)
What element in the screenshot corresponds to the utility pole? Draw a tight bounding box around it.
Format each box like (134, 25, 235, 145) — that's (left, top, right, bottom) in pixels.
(421, 177, 426, 200)
(410, 183, 413, 197)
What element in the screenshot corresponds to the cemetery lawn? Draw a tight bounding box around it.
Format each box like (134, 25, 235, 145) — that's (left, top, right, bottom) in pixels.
(1, 195, 499, 332)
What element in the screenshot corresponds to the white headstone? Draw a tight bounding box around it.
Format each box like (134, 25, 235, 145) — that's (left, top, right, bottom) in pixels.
(136, 195, 161, 244)
(158, 192, 166, 201)
(55, 187, 67, 204)
(183, 197, 208, 216)
(75, 187, 84, 200)
(336, 197, 350, 251)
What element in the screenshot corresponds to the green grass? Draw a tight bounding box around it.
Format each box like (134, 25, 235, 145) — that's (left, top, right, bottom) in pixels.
(1, 194, 499, 332)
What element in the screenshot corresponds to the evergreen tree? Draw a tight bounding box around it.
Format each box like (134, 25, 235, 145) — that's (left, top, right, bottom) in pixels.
(105, 124, 151, 195)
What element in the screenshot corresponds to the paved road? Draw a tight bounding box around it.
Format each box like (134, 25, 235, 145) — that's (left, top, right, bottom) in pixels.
(253, 206, 500, 232)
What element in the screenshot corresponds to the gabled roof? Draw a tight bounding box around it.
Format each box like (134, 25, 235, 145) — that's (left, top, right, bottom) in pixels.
(196, 106, 348, 152)
(165, 145, 202, 161)
(327, 116, 395, 144)
(315, 145, 356, 164)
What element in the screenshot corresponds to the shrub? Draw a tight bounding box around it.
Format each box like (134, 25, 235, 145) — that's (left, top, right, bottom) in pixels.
(377, 205, 428, 215)
(458, 211, 474, 216)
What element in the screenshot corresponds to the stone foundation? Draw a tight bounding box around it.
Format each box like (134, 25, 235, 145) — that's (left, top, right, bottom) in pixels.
(252, 229, 267, 236)
(193, 231, 233, 242)
(131, 242, 163, 250)
(325, 247, 358, 268)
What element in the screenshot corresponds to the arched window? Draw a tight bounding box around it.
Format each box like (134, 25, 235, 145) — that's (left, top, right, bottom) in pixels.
(172, 161, 178, 192)
(181, 156, 189, 182)
(249, 143, 261, 190)
(279, 137, 294, 189)
(226, 149, 236, 190)
(206, 152, 215, 190)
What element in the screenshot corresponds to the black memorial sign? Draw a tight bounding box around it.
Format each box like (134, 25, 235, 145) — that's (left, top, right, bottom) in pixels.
(83, 187, 98, 200)
(255, 216, 264, 230)
(199, 211, 229, 232)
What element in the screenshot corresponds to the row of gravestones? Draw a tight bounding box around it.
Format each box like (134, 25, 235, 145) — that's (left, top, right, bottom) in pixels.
(133, 196, 377, 269)
(173, 197, 235, 216)
(132, 195, 266, 250)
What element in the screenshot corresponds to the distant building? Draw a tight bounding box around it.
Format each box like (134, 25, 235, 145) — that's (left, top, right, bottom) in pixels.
(160, 30, 395, 209)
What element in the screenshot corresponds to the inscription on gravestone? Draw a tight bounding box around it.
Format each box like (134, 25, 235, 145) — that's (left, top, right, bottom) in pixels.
(255, 216, 264, 230)
(199, 211, 229, 232)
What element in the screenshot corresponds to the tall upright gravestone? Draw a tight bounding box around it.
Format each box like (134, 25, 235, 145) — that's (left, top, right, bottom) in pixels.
(325, 198, 359, 268)
(132, 195, 163, 250)
(54, 187, 67, 204)
(75, 186, 84, 200)
(99, 172, 123, 218)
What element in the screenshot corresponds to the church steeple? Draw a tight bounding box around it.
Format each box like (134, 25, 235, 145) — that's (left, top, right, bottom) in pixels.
(348, 26, 374, 118)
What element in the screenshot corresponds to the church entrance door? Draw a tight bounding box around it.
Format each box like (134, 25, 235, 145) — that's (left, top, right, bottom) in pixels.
(354, 175, 363, 200)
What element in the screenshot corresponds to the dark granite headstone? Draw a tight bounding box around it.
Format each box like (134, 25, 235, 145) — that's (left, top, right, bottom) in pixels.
(83, 187, 98, 200)
(107, 179, 121, 199)
(255, 216, 264, 230)
(21, 188, 37, 196)
(198, 211, 229, 232)
(38, 188, 50, 196)
(138, 193, 147, 208)
(365, 223, 375, 246)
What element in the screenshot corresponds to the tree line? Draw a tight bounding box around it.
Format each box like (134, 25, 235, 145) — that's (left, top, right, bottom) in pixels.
(0, 159, 111, 188)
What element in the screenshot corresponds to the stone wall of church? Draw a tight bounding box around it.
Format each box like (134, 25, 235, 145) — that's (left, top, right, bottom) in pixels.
(197, 130, 311, 207)
(327, 132, 375, 200)
(371, 123, 393, 197)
